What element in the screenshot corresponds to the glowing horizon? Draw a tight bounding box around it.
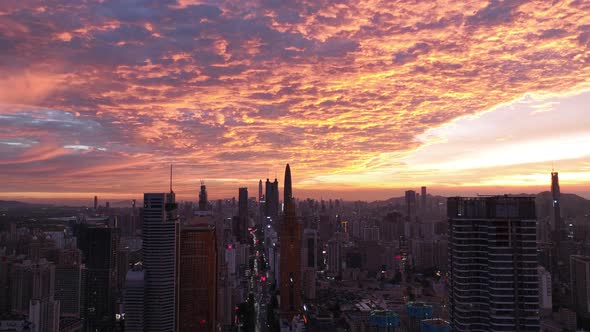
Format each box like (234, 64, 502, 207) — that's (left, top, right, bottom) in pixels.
(1, 0, 590, 203)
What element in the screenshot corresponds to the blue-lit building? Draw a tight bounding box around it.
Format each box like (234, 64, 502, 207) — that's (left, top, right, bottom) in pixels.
(407, 302, 433, 331)
(369, 310, 400, 331)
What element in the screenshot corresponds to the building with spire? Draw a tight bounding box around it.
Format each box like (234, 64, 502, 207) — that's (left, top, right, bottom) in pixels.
(280, 164, 302, 319)
(551, 171, 561, 232)
(198, 181, 208, 211)
(142, 166, 178, 332)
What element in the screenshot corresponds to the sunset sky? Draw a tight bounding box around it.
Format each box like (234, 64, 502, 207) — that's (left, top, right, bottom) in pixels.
(1, 0, 589, 203)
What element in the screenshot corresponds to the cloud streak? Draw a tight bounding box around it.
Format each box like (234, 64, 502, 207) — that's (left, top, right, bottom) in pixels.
(1, 0, 589, 201)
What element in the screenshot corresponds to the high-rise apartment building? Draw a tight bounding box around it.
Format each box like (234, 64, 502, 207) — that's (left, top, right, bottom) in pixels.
(448, 196, 539, 332)
(280, 164, 302, 319)
(11, 258, 60, 332)
(142, 192, 178, 332)
(54, 249, 84, 318)
(177, 224, 217, 332)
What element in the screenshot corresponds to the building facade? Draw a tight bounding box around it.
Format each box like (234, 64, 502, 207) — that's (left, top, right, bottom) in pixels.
(178, 224, 217, 332)
(280, 164, 302, 319)
(142, 192, 178, 332)
(448, 196, 539, 332)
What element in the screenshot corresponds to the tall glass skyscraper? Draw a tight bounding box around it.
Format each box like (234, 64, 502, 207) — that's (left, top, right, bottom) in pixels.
(142, 192, 178, 332)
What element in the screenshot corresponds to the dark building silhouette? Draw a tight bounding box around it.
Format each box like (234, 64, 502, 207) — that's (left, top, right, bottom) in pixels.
(448, 196, 539, 332)
(280, 164, 302, 319)
(259, 179, 265, 225)
(265, 178, 279, 222)
(54, 249, 84, 318)
(78, 223, 119, 332)
(178, 224, 217, 332)
(421, 186, 427, 211)
(551, 171, 561, 231)
(405, 190, 417, 221)
(198, 181, 208, 211)
(238, 187, 248, 243)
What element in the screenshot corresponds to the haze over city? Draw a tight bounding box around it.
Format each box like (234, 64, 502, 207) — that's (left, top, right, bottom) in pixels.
(1, 0, 590, 203)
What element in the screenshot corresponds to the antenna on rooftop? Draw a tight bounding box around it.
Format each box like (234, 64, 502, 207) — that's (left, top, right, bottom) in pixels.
(170, 164, 173, 193)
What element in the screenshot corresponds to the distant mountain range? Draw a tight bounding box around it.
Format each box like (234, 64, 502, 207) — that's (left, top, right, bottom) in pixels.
(2, 193, 590, 219)
(536, 191, 590, 220)
(0, 200, 33, 208)
(370, 192, 590, 220)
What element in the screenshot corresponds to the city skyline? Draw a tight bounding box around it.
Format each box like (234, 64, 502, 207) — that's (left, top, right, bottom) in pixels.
(1, 1, 590, 202)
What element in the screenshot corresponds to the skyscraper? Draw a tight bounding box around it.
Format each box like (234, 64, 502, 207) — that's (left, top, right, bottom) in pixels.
(142, 192, 178, 332)
(280, 164, 302, 319)
(198, 181, 208, 211)
(178, 224, 217, 332)
(448, 196, 539, 332)
(77, 223, 118, 332)
(405, 190, 417, 221)
(265, 178, 279, 222)
(551, 171, 561, 232)
(238, 187, 248, 243)
(94, 196, 98, 210)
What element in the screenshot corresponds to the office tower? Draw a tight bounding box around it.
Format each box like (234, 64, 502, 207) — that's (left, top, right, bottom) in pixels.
(302, 229, 318, 300)
(198, 181, 208, 211)
(94, 196, 98, 210)
(258, 179, 263, 203)
(405, 190, 417, 221)
(265, 178, 279, 221)
(77, 224, 118, 331)
(178, 224, 217, 332)
(142, 192, 178, 332)
(124, 267, 144, 332)
(551, 171, 561, 231)
(280, 164, 302, 319)
(448, 196, 539, 332)
(570, 255, 590, 323)
(238, 187, 248, 243)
